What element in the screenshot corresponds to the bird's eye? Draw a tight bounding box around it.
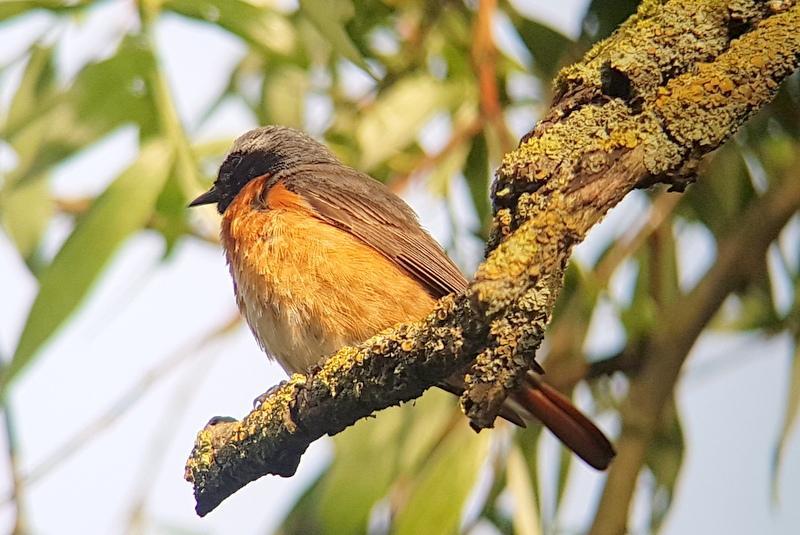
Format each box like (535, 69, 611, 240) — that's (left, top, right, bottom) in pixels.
(229, 155, 243, 167)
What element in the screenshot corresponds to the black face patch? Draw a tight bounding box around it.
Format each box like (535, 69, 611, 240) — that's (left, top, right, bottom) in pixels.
(215, 149, 283, 213)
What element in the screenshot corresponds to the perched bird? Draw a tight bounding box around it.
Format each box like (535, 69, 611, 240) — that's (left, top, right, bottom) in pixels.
(189, 126, 615, 470)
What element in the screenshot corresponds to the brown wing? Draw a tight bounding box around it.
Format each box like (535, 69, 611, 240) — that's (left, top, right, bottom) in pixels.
(284, 164, 468, 298)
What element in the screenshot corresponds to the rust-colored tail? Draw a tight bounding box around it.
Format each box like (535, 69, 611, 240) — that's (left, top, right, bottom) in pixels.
(508, 374, 615, 470)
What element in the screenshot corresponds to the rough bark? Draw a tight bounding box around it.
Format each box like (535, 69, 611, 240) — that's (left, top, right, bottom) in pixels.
(185, 0, 800, 516)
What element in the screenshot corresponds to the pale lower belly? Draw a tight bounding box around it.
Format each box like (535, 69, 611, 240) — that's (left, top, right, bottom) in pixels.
(237, 282, 350, 375)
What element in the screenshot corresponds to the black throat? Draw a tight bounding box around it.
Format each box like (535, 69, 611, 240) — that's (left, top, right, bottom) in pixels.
(215, 148, 284, 213)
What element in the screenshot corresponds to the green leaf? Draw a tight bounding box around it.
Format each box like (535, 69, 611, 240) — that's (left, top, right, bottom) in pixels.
(514, 418, 543, 482)
(427, 138, 469, 197)
(275, 473, 327, 534)
(679, 143, 753, 236)
(393, 422, 491, 535)
(0, 0, 91, 21)
(261, 65, 308, 128)
(645, 397, 684, 531)
(396, 389, 461, 472)
(0, 174, 51, 265)
(315, 405, 407, 535)
(68, 34, 160, 138)
(553, 441, 573, 513)
(506, 445, 542, 535)
(311, 390, 456, 534)
(582, 0, 640, 41)
(149, 57, 203, 199)
(720, 281, 783, 332)
(356, 76, 462, 171)
(652, 223, 680, 305)
(620, 253, 656, 341)
(2, 44, 59, 191)
(163, 0, 296, 56)
(509, 14, 572, 78)
(464, 131, 491, 228)
(5, 43, 57, 136)
(299, 0, 373, 76)
(1, 142, 172, 393)
(765, 79, 800, 138)
(152, 162, 192, 256)
(4, 35, 160, 189)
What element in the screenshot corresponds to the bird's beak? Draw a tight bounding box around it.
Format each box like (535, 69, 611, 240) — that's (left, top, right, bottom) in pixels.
(188, 186, 219, 207)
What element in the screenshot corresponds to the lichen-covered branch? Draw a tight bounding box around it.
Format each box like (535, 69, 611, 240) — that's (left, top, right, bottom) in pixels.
(185, 0, 800, 516)
(462, 0, 800, 426)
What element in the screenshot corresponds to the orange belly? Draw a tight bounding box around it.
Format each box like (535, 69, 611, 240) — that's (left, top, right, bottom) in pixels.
(220, 177, 436, 374)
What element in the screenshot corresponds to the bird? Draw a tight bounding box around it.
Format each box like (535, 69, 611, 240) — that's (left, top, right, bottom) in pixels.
(189, 125, 615, 470)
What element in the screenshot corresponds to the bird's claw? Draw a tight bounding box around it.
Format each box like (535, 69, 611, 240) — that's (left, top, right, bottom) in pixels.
(253, 380, 288, 408)
(206, 415, 237, 427)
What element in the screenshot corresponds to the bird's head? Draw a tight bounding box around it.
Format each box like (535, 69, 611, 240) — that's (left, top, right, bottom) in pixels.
(188, 126, 337, 214)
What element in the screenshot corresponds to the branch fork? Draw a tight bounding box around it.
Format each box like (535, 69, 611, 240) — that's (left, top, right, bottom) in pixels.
(186, 0, 800, 516)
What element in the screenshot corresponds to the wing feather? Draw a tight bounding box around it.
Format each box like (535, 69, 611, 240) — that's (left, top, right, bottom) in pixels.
(285, 165, 468, 298)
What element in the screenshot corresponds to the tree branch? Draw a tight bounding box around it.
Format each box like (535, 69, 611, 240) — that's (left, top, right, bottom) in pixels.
(590, 160, 800, 535)
(185, 0, 800, 516)
(473, 0, 515, 152)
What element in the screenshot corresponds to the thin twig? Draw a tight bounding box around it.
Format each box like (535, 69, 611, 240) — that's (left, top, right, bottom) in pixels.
(1, 402, 26, 535)
(473, 0, 515, 153)
(126, 348, 222, 533)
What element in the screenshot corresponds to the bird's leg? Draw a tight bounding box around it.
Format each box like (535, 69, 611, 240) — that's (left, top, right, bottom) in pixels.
(253, 380, 288, 408)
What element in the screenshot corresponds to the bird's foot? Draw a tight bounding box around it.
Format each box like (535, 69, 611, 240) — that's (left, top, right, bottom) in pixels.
(206, 415, 238, 427)
(253, 380, 288, 408)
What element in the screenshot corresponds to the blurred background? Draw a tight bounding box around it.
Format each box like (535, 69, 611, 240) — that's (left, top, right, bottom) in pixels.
(0, 0, 799, 533)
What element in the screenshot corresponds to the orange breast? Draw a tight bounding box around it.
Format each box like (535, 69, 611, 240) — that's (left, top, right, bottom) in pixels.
(220, 176, 436, 374)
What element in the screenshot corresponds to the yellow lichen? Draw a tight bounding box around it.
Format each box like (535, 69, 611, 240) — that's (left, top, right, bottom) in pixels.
(187, 0, 800, 515)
